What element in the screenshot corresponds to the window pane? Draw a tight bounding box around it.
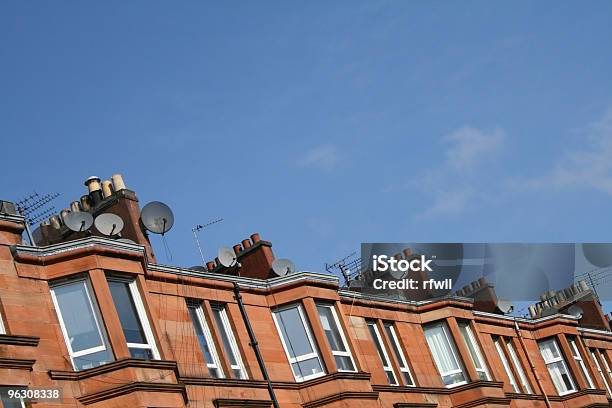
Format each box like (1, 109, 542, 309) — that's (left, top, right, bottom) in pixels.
(384, 325, 404, 365)
(54, 281, 104, 352)
(425, 325, 461, 373)
(459, 324, 485, 372)
(317, 305, 346, 352)
(507, 340, 532, 393)
(108, 280, 147, 344)
(73, 348, 114, 371)
(188, 306, 214, 364)
(292, 357, 323, 378)
(129, 348, 153, 359)
(368, 324, 389, 366)
(212, 308, 238, 366)
(495, 339, 518, 392)
(335, 355, 354, 371)
(0, 387, 26, 408)
(277, 307, 313, 357)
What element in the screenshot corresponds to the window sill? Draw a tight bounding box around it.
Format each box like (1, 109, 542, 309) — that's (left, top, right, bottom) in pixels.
(0, 334, 40, 347)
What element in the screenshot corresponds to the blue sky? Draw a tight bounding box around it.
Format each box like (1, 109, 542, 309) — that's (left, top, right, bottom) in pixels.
(2, 2, 612, 308)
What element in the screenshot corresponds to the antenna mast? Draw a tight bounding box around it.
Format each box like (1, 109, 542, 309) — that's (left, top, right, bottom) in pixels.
(326, 252, 365, 287)
(16, 192, 60, 246)
(192, 218, 223, 266)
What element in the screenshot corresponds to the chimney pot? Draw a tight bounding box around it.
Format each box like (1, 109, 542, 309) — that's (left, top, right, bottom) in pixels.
(233, 244, 243, 254)
(60, 209, 70, 224)
(80, 195, 92, 211)
(49, 215, 61, 229)
(250, 233, 261, 243)
(241, 239, 252, 249)
(101, 180, 113, 198)
(111, 174, 126, 191)
(84, 176, 102, 192)
(578, 280, 589, 292)
(70, 201, 81, 212)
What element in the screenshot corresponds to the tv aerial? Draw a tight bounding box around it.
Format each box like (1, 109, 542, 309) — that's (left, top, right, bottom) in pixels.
(192, 218, 223, 266)
(94, 213, 124, 237)
(325, 252, 366, 287)
(141, 201, 174, 235)
(567, 304, 584, 318)
(496, 299, 514, 315)
(16, 191, 60, 245)
(64, 211, 94, 232)
(218, 247, 240, 268)
(272, 258, 296, 276)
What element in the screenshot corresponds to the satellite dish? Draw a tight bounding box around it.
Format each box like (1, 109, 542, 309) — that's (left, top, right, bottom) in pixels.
(497, 299, 514, 314)
(64, 211, 94, 232)
(272, 258, 296, 276)
(141, 201, 174, 235)
(567, 304, 584, 318)
(94, 213, 124, 236)
(218, 247, 238, 268)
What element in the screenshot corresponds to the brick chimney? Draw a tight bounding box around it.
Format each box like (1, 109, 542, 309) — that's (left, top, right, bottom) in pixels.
(33, 174, 157, 262)
(0, 201, 25, 260)
(207, 233, 276, 279)
(454, 277, 499, 313)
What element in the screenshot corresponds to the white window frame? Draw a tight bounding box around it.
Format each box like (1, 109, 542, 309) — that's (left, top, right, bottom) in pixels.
(424, 323, 467, 388)
(50, 278, 112, 370)
(211, 304, 248, 379)
(367, 321, 398, 386)
(272, 303, 325, 382)
(107, 277, 160, 360)
(539, 338, 577, 396)
(459, 323, 490, 381)
(0, 308, 6, 335)
(600, 351, 612, 386)
(569, 339, 594, 389)
(384, 322, 415, 386)
(505, 339, 532, 393)
(188, 302, 225, 378)
(316, 303, 356, 373)
(495, 338, 520, 392)
(591, 350, 612, 395)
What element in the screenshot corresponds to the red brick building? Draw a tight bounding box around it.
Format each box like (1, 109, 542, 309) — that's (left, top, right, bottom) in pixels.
(0, 175, 611, 407)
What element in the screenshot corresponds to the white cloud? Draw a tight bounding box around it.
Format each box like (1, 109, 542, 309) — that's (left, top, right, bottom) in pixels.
(520, 108, 612, 195)
(417, 189, 472, 219)
(412, 126, 504, 219)
(444, 126, 504, 170)
(296, 144, 340, 170)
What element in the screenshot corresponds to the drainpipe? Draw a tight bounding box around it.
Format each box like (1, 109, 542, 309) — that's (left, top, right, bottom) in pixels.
(513, 319, 551, 408)
(233, 282, 281, 408)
